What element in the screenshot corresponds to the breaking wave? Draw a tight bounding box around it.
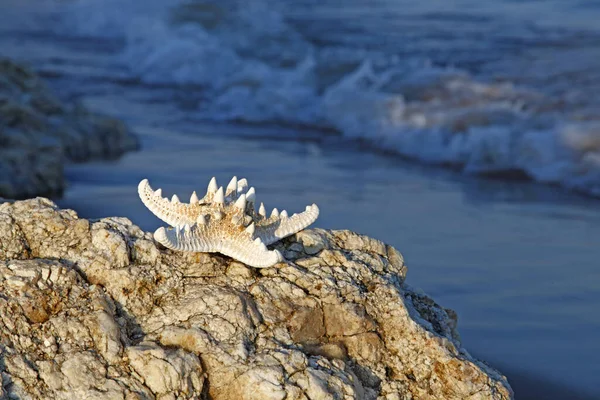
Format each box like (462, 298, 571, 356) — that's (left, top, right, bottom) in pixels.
(55, 0, 600, 196)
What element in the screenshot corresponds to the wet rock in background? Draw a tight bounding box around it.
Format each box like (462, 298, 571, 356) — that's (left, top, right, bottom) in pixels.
(0, 59, 138, 199)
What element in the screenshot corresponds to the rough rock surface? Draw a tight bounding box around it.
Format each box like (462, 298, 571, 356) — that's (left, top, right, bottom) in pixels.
(0, 59, 138, 199)
(0, 198, 513, 399)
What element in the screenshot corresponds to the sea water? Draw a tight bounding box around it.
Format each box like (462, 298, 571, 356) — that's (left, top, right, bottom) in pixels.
(1, 0, 599, 397)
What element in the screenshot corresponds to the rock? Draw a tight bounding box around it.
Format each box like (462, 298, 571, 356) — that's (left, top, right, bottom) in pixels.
(0, 59, 139, 199)
(0, 198, 513, 399)
(295, 229, 327, 255)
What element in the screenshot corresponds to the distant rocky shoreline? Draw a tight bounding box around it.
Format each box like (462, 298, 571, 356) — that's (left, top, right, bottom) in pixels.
(0, 198, 513, 399)
(0, 59, 138, 199)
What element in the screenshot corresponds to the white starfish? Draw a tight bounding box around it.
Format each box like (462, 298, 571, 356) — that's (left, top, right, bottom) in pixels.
(138, 177, 320, 268)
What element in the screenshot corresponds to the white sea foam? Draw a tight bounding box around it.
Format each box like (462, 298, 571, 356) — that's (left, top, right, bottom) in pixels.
(322, 60, 600, 195)
(55, 0, 600, 196)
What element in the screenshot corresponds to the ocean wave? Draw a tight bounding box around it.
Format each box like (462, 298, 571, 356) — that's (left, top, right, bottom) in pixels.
(56, 0, 600, 196)
(324, 60, 600, 195)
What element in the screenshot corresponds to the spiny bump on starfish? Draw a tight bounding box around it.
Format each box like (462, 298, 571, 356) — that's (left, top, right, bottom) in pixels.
(138, 177, 320, 268)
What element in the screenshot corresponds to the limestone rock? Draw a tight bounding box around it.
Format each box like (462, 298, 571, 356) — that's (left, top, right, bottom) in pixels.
(0, 198, 513, 399)
(0, 59, 139, 199)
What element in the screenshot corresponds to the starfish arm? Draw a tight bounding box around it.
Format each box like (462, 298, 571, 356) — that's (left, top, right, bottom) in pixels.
(256, 204, 319, 245)
(154, 226, 284, 268)
(138, 179, 197, 227)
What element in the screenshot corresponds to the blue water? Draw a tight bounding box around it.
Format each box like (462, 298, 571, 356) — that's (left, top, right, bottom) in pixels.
(1, 0, 600, 397)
